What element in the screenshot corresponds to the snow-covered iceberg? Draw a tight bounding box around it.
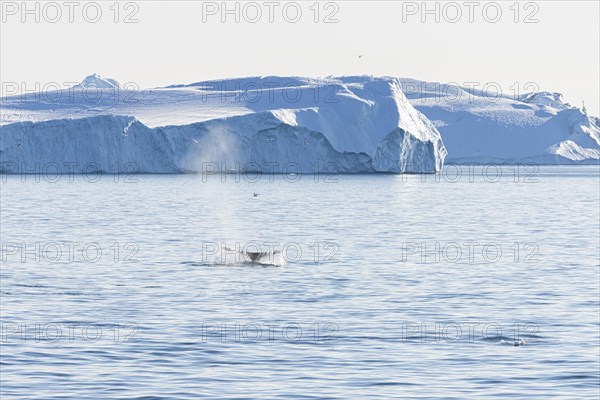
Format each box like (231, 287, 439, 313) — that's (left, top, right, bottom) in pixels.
(399, 79, 599, 164)
(3, 74, 597, 172)
(0, 75, 446, 174)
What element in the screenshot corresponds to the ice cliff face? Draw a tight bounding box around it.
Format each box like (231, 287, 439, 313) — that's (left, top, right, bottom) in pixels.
(400, 80, 599, 164)
(0, 76, 446, 174)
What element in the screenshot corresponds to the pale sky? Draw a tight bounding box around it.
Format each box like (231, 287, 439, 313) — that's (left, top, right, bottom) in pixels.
(1, 0, 599, 114)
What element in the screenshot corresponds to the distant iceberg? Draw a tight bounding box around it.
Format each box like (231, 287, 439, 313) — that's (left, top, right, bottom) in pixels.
(73, 73, 122, 90)
(2, 75, 598, 175)
(399, 79, 600, 164)
(0, 75, 446, 174)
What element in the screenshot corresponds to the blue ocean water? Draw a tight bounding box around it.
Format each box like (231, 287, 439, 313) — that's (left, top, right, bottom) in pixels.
(1, 166, 599, 399)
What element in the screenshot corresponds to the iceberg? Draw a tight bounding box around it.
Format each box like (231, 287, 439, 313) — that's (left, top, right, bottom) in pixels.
(0, 76, 446, 174)
(73, 73, 123, 90)
(399, 79, 600, 164)
(3, 74, 597, 173)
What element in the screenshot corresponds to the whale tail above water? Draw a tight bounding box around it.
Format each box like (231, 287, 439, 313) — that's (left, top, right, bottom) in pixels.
(223, 247, 284, 266)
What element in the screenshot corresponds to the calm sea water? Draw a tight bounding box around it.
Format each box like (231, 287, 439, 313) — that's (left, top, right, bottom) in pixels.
(1, 166, 599, 399)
